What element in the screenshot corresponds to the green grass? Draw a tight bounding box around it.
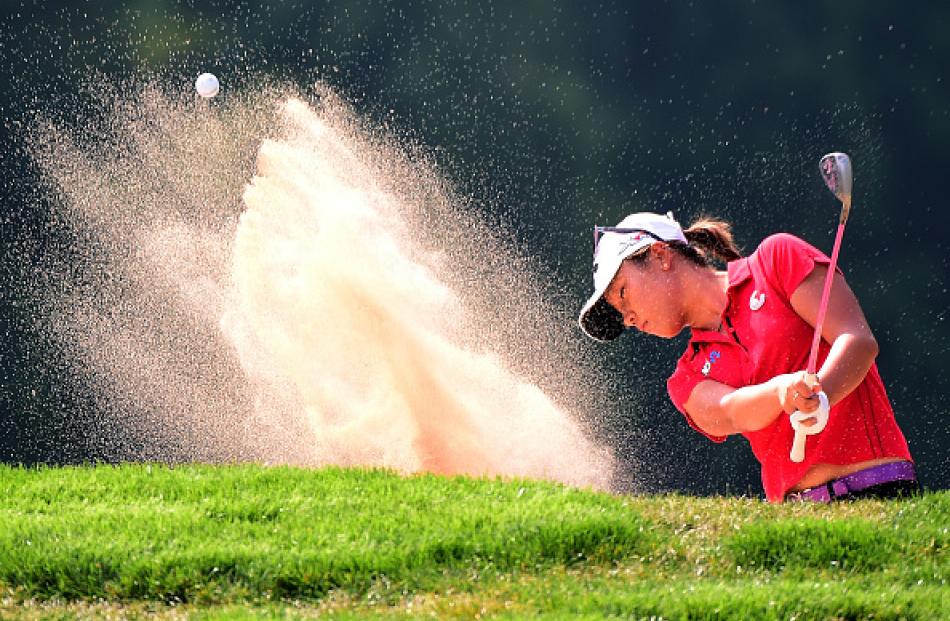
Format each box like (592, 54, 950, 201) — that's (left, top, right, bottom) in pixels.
(0, 465, 946, 619)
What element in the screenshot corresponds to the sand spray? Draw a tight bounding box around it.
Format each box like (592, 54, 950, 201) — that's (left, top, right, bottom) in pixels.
(28, 82, 615, 489)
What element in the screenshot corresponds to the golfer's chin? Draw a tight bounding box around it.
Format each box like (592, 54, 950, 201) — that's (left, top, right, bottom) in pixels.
(640, 321, 684, 340)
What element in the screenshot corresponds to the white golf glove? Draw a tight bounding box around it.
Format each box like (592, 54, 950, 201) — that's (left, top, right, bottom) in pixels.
(789, 391, 830, 463)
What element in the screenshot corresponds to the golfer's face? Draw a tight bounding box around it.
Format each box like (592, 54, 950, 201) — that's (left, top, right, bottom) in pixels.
(603, 249, 681, 339)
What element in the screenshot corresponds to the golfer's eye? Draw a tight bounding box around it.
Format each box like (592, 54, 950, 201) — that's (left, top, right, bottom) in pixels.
(619, 287, 625, 300)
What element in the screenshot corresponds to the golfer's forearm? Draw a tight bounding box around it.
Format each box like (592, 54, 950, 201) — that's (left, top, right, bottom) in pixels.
(818, 333, 879, 406)
(718, 378, 785, 433)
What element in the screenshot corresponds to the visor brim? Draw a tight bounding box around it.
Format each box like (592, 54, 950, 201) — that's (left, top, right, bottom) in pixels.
(579, 296, 625, 342)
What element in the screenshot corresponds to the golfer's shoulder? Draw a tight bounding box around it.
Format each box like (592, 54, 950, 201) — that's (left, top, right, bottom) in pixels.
(752, 233, 832, 296)
(666, 337, 706, 404)
(666, 350, 696, 413)
(751, 233, 823, 269)
(755, 232, 814, 256)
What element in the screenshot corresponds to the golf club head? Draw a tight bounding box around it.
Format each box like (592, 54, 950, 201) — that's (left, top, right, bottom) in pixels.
(819, 152, 853, 203)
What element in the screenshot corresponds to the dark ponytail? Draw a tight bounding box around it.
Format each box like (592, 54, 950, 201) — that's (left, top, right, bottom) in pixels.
(624, 214, 742, 267)
(675, 216, 742, 266)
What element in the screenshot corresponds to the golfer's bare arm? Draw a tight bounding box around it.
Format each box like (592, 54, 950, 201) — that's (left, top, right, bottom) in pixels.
(683, 265, 879, 437)
(788, 265, 879, 406)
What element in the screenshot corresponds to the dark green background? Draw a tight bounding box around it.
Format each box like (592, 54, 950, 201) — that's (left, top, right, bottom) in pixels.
(1, 1, 947, 495)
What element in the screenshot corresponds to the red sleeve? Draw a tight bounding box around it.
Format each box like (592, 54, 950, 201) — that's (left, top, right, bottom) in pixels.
(667, 355, 728, 444)
(755, 233, 838, 300)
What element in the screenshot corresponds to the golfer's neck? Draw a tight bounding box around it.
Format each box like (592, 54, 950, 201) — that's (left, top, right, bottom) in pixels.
(685, 268, 729, 331)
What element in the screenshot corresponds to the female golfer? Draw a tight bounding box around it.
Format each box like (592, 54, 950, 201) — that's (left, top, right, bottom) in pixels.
(579, 212, 916, 502)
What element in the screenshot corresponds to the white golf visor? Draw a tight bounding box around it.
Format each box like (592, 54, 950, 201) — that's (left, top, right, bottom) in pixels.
(578, 212, 687, 341)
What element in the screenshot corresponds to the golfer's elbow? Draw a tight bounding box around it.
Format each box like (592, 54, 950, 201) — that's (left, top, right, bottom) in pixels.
(820, 331, 880, 407)
(844, 330, 879, 363)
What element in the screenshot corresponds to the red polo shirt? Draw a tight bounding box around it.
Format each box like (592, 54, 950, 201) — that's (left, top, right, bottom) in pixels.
(666, 233, 912, 502)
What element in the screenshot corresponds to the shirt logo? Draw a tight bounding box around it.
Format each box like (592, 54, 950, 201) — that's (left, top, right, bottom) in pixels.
(749, 290, 766, 311)
(701, 350, 721, 377)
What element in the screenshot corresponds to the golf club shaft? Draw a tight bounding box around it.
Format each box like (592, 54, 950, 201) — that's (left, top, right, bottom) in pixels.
(805, 197, 851, 375)
(789, 153, 853, 463)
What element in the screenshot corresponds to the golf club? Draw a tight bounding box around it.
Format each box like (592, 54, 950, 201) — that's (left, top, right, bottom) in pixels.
(789, 152, 853, 463)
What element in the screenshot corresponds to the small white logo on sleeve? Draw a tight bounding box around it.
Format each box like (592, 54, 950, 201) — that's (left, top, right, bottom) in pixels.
(701, 350, 721, 377)
(749, 290, 766, 311)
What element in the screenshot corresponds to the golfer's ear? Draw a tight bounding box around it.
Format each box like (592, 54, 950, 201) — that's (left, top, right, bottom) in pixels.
(652, 242, 674, 268)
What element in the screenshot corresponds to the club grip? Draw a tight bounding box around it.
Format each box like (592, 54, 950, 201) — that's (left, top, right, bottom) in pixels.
(790, 431, 808, 463)
(788, 391, 830, 463)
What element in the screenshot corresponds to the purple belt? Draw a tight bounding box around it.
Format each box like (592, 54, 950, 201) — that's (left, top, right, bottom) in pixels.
(786, 461, 917, 503)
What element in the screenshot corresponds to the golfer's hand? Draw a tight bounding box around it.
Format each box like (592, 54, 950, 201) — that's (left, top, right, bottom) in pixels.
(777, 371, 823, 419)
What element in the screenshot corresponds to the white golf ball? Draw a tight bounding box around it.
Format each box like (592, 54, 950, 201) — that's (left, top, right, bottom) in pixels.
(195, 73, 220, 98)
